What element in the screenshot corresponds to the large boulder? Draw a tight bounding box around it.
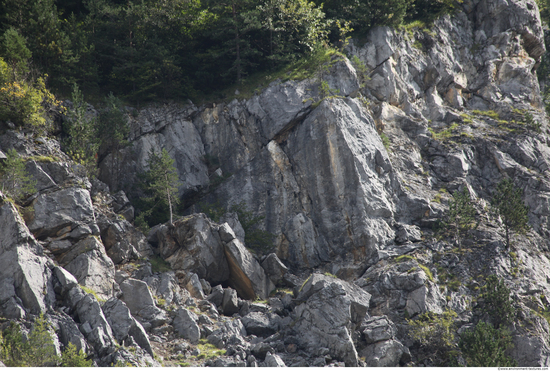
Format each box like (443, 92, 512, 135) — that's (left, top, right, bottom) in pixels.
(155, 214, 229, 284)
(289, 274, 371, 366)
(100, 219, 152, 264)
(143, 271, 188, 307)
(202, 97, 397, 276)
(241, 311, 280, 337)
(358, 316, 408, 367)
(119, 278, 166, 327)
(206, 319, 247, 349)
(27, 187, 97, 239)
(99, 105, 208, 197)
(49, 312, 90, 354)
(102, 298, 153, 356)
(74, 293, 117, 356)
(173, 308, 201, 344)
(224, 237, 275, 300)
(0, 202, 55, 316)
(261, 253, 288, 285)
(61, 236, 115, 300)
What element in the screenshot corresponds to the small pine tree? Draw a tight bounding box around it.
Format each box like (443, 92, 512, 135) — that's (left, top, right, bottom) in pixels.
(491, 178, 530, 249)
(0, 148, 36, 201)
(481, 275, 516, 328)
(1, 28, 31, 76)
(0, 322, 28, 366)
(459, 321, 517, 367)
(141, 148, 181, 225)
(26, 314, 59, 366)
(61, 342, 92, 367)
(0, 314, 59, 366)
(444, 187, 477, 247)
(63, 83, 99, 177)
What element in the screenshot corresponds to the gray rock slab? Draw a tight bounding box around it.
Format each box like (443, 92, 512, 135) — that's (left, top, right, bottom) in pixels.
(28, 187, 95, 239)
(0, 202, 55, 315)
(156, 214, 229, 284)
(224, 238, 274, 300)
(173, 308, 200, 344)
(292, 274, 371, 366)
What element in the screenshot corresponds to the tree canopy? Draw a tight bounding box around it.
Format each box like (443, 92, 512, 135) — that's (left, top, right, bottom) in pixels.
(490, 178, 530, 249)
(0, 0, 454, 104)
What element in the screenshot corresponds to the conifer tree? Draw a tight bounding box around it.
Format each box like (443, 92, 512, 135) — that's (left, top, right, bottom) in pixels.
(444, 187, 477, 248)
(0, 148, 36, 201)
(141, 148, 181, 225)
(459, 321, 516, 367)
(63, 83, 98, 177)
(490, 178, 530, 249)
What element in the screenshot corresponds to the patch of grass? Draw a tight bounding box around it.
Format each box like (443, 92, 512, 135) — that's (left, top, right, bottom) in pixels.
(419, 264, 434, 282)
(270, 288, 293, 296)
(323, 272, 337, 278)
(400, 20, 426, 38)
(80, 285, 104, 302)
(472, 110, 499, 120)
(253, 295, 268, 304)
(299, 274, 313, 292)
(431, 188, 447, 204)
(395, 254, 416, 263)
(448, 279, 461, 291)
(24, 155, 60, 163)
(380, 132, 391, 150)
(154, 295, 166, 307)
(194, 339, 226, 360)
(429, 123, 459, 140)
(413, 40, 423, 50)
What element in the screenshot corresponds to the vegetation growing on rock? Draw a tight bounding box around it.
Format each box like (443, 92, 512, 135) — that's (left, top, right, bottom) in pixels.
(491, 178, 530, 249)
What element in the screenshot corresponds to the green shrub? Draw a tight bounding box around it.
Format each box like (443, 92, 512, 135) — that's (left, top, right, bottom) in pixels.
(459, 321, 516, 367)
(408, 310, 457, 352)
(0, 57, 59, 132)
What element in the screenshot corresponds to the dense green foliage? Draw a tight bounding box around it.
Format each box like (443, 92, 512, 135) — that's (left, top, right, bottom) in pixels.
(0, 148, 36, 201)
(459, 321, 517, 367)
(491, 178, 530, 249)
(442, 187, 477, 247)
(0, 56, 59, 131)
(0, 0, 458, 104)
(480, 275, 516, 328)
(0, 315, 91, 367)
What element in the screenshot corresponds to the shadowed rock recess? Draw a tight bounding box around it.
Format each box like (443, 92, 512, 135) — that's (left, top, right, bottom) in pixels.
(1, 0, 550, 366)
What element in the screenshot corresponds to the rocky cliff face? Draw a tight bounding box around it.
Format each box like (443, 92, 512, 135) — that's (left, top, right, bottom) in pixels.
(1, 0, 550, 366)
